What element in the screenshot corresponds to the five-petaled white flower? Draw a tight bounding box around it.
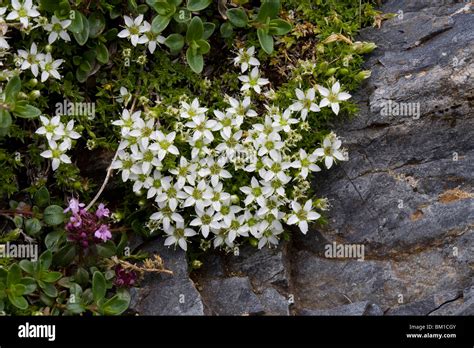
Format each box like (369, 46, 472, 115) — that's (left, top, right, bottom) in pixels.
(163, 221, 197, 251)
(40, 140, 71, 171)
(190, 207, 221, 238)
(313, 132, 347, 169)
(36, 115, 64, 141)
(239, 67, 269, 94)
(39, 53, 63, 82)
(180, 98, 207, 119)
(233, 46, 260, 73)
(17, 42, 43, 76)
(117, 15, 149, 46)
(286, 200, 321, 234)
(44, 15, 71, 44)
(155, 131, 179, 160)
(292, 149, 321, 179)
(290, 87, 320, 120)
(6, 0, 40, 28)
(317, 81, 351, 115)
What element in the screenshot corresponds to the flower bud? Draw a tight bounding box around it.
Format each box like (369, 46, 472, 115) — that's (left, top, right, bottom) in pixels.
(355, 70, 372, 81)
(231, 195, 239, 204)
(29, 90, 41, 100)
(45, 44, 53, 53)
(351, 41, 377, 54)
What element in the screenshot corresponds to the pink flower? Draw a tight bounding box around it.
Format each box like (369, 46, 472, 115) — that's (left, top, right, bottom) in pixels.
(64, 198, 85, 214)
(95, 203, 110, 218)
(94, 224, 112, 242)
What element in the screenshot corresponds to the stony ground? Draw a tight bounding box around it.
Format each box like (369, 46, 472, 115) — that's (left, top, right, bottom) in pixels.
(130, 0, 473, 315)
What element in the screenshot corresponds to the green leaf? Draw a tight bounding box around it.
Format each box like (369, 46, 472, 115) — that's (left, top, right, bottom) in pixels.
(13, 284, 26, 296)
(19, 260, 35, 275)
(0, 110, 12, 129)
(53, 0, 71, 19)
(53, 244, 76, 266)
(96, 43, 109, 64)
(92, 271, 106, 303)
(147, 0, 176, 16)
(164, 33, 185, 53)
(43, 205, 65, 226)
(7, 264, 22, 286)
(5, 75, 21, 103)
(186, 48, 203, 73)
(12, 101, 41, 119)
(101, 290, 131, 315)
(68, 10, 83, 34)
(226, 8, 248, 28)
(39, 280, 57, 297)
(76, 67, 89, 83)
(39, 250, 53, 271)
(257, 0, 280, 21)
(73, 13, 89, 45)
(8, 294, 28, 310)
(39, 0, 60, 12)
(88, 12, 106, 38)
(202, 22, 215, 40)
(186, 16, 203, 42)
(41, 271, 62, 283)
(45, 230, 65, 251)
(151, 15, 171, 34)
(74, 268, 89, 287)
(269, 19, 292, 35)
(257, 28, 274, 54)
(34, 187, 50, 208)
(196, 39, 210, 54)
(220, 22, 233, 38)
(96, 241, 116, 258)
(19, 277, 37, 294)
(187, 0, 211, 11)
(25, 218, 42, 236)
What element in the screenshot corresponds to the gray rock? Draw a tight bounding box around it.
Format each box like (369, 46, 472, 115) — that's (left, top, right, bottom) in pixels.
(299, 301, 383, 316)
(258, 288, 290, 315)
(130, 238, 204, 315)
(199, 277, 265, 315)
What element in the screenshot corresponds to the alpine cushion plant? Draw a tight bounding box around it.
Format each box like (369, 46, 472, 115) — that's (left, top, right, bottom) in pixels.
(0, 0, 379, 315)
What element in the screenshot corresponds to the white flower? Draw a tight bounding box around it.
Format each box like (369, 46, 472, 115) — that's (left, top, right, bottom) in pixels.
(61, 120, 81, 149)
(6, 0, 40, 28)
(212, 110, 239, 139)
(43, 15, 71, 44)
(182, 180, 213, 211)
(129, 116, 156, 148)
(40, 53, 63, 82)
(207, 182, 231, 211)
(40, 140, 71, 171)
(256, 132, 284, 159)
(313, 132, 346, 169)
(130, 142, 161, 174)
(35, 115, 64, 141)
(291, 149, 321, 179)
(117, 15, 149, 46)
(197, 156, 232, 187)
(185, 114, 217, 142)
(179, 98, 207, 119)
(190, 207, 220, 238)
(155, 176, 186, 211)
(258, 153, 291, 182)
(286, 200, 321, 234)
(257, 225, 283, 249)
(0, 29, 9, 49)
(272, 108, 299, 133)
(220, 213, 248, 243)
(144, 29, 165, 54)
(117, 87, 131, 105)
(216, 130, 243, 159)
(111, 150, 134, 181)
(17, 43, 43, 77)
(317, 81, 351, 115)
(239, 67, 269, 94)
(150, 207, 183, 231)
(240, 177, 272, 207)
(145, 170, 162, 199)
(112, 109, 142, 137)
(290, 87, 320, 120)
(233, 46, 260, 73)
(261, 176, 290, 197)
(169, 156, 198, 187)
(226, 96, 257, 118)
(163, 221, 197, 251)
(188, 136, 212, 159)
(214, 204, 241, 229)
(155, 130, 179, 160)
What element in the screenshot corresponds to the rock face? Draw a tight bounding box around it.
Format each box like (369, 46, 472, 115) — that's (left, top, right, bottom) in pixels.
(131, 0, 473, 315)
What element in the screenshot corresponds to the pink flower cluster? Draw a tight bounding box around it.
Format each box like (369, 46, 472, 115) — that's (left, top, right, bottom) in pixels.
(64, 199, 112, 248)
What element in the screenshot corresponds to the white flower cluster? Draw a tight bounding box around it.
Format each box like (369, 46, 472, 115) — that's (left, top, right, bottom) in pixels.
(117, 15, 165, 54)
(16, 42, 64, 82)
(36, 116, 81, 171)
(112, 46, 350, 252)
